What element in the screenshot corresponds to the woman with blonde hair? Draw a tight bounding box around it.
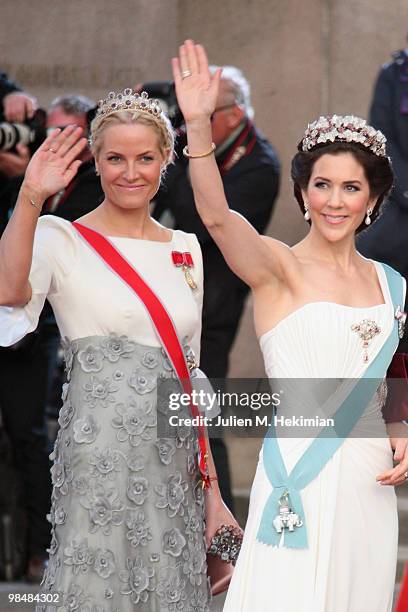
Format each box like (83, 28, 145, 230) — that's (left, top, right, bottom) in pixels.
(0, 88, 237, 610)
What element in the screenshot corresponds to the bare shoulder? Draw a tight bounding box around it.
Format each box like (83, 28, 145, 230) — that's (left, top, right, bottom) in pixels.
(260, 235, 301, 282)
(261, 235, 297, 258)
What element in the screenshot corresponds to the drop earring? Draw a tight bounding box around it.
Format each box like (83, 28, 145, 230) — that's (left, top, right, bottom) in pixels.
(304, 202, 310, 221)
(365, 208, 372, 225)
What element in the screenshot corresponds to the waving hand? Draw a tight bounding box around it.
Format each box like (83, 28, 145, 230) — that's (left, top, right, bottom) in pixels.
(170, 40, 289, 293)
(24, 125, 87, 200)
(172, 40, 221, 124)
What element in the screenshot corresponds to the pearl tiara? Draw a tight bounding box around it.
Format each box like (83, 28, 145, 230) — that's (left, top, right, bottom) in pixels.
(301, 115, 387, 157)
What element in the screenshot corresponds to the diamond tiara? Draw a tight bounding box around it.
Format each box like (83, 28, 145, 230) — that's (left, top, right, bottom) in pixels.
(301, 115, 387, 157)
(89, 88, 174, 158)
(93, 88, 165, 127)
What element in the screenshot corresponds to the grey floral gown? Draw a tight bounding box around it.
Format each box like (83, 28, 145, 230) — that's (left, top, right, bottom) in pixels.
(0, 216, 212, 611)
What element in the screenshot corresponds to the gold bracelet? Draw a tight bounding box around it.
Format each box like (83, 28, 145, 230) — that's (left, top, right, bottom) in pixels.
(183, 143, 216, 159)
(29, 198, 42, 211)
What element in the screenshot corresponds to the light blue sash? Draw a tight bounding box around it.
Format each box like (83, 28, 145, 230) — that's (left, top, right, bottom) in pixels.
(257, 263, 403, 549)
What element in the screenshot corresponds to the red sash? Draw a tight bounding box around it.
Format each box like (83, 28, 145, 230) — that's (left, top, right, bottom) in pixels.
(72, 221, 210, 488)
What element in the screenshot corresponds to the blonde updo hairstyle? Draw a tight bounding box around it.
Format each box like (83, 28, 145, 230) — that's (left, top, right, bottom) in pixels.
(90, 108, 175, 173)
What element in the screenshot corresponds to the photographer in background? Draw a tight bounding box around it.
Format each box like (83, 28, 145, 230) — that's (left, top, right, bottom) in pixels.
(148, 67, 280, 511)
(1, 94, 102, 230)
(0, 73, 37, 188)
(0, 73, 37, 122)
(0, 93, 102, 583)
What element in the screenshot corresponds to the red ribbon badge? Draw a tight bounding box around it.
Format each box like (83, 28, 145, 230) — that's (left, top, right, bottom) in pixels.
(172, 251, 197, 290)
(172, 251, 194, 268)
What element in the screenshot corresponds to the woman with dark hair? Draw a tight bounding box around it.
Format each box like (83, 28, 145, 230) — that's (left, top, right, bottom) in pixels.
(172, 41, 407, 611)
(292, 138, 394, 232)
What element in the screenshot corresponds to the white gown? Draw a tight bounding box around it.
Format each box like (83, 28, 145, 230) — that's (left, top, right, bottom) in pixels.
(224, 261, 404, 612)
(0, 216, 216, 612)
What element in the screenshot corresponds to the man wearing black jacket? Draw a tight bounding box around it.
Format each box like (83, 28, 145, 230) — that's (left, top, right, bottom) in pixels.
(154, 66, 280, 510)
(357, 48, 408, 353)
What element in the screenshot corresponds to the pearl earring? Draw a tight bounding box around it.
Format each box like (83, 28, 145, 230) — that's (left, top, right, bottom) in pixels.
(365, 208, 372, 225)
(304, 203, 310, 221)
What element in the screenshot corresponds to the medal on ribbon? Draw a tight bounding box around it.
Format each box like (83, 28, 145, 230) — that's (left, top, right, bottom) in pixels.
(273, 490, 303, 535)
(172, 251, 197, 290)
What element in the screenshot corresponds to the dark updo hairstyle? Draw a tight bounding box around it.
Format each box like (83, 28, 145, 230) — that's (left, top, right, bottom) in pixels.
(291, 141, 394, 234)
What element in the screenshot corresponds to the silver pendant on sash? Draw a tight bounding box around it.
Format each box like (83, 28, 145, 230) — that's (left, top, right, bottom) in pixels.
(273, 490, 303, 534)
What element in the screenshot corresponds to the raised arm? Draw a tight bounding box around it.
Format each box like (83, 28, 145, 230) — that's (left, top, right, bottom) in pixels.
(0, 126, 87, 306)
(172, 40, 291, 289)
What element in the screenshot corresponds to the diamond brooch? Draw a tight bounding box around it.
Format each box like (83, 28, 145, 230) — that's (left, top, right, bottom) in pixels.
(351, 319, 381, 363)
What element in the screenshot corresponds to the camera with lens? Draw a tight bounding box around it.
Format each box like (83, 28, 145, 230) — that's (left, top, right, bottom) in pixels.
(0, 108, 47, 153)
(139, 81, 184, 129)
